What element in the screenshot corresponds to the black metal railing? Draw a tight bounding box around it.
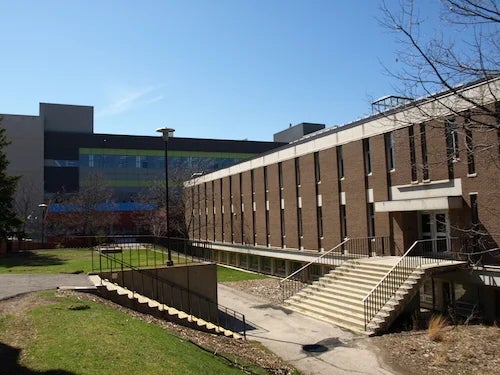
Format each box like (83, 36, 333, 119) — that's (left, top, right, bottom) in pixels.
(362, 237, 472, 331)
(280, 237, 391, 302)
(94, 250, 247, 338)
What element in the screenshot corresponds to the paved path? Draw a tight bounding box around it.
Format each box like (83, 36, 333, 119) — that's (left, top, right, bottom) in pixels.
(0, 274, 94, 300)
(218, 284, 399, 375)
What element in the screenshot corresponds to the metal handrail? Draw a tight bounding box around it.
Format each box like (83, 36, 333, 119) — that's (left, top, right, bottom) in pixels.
(361, 237, 461, 331)
(97, 251, 247, 338)
(361, 240, 421, 304)
(280, 238, 350, 284)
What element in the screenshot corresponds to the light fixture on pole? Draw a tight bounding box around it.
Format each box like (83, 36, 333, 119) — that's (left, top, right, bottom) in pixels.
(156, 127, 175, 266)
(38, 203, 48, 248)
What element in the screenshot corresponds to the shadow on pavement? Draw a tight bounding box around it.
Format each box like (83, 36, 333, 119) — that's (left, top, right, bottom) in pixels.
(218, 309, 257, 333)
(0, 342, 76, 375)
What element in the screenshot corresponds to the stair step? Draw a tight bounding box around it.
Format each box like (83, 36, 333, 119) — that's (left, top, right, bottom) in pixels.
(287, 303, 366, 331)
(283, 256, 428, 335)
(318, 278, 377, 291)
(91, 275, 243, 338)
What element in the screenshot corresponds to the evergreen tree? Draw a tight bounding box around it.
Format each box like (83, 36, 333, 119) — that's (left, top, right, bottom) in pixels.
(0, 119, 21, 249)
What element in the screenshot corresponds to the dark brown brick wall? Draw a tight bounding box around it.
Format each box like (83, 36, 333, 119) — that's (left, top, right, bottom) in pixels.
(253, 167, 267, 246)
(214, 179, 222, 242)
(241, 170, 254, 245)
(282, 158, 298, 249)
(206, 181, 214, 241)
(319, 148, 340, 250)
(221, 177, 231, 242)
(267, 164, 281, 247)
(299, 153, 319, 250)
(231, 174, 242, 243)
(343, 140, 368, 238)
(187, 101, 499, 254)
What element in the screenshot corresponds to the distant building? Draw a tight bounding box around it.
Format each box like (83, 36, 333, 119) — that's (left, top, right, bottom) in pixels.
(2, 103, 284, 233)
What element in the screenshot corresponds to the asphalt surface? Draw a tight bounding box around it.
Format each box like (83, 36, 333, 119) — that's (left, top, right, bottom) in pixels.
(218, 283, 398, 375)
(0, 274, 94, 300)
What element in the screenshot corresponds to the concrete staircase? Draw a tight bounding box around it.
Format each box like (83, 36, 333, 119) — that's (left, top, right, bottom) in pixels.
(284, 258, 425, 335)
(89, 275, 243, 339)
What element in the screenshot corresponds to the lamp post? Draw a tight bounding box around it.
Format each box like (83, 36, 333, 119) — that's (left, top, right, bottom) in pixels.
(156, 127, 175, 266)
(38, 203, 48, 248)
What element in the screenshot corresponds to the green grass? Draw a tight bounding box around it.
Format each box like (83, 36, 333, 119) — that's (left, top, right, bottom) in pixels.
(0, 291, 268, 374)
(217, 265, 269, 282)
(0, 248, 175, 274)
(0, 249, 271, 284)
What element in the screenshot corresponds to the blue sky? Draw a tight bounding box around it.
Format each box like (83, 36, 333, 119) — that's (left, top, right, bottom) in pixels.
(0, 1, 443, 141)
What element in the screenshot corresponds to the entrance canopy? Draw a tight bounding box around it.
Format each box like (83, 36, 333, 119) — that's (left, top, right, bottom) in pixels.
(375, 196, 463, 212)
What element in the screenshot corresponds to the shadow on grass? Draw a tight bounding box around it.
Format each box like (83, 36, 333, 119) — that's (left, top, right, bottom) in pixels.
(0, 342, 76, 375)
(0, 251, 65, 269)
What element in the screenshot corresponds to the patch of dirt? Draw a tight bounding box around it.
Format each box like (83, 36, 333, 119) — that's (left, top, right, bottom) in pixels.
(372, 324, 500, 375)
(221, 278, 283, 305)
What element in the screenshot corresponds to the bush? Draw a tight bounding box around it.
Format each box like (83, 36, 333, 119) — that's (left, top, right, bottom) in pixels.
(428, 314, 448, 342)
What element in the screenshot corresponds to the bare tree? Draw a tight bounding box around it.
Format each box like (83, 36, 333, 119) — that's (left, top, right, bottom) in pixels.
(50, 173, 118, 236)
(13, 176, 41, 240)
(134, 182, 168, 236)
(379, 0, 500, 253)
(380, 0, 499, 99)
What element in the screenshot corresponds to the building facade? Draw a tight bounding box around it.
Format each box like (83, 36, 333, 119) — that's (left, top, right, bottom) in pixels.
(185, 78, 500, 320)
(2, 103, 284, 235)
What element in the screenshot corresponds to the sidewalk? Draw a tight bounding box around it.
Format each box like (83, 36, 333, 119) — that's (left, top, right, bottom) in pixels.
(218, 284, 399, 375)
(0, 274, 94, 300)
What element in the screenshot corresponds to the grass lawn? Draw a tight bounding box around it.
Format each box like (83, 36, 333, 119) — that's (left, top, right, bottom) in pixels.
(0, 250, 270, 283)
(0, 291, 268, 375)
(0, 249, 174, 274)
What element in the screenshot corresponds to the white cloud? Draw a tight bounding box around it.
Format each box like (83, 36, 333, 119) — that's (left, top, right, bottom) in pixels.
(96, 85, 164, 117)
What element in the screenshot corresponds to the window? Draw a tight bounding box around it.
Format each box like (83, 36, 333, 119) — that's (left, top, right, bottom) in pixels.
(445, 117, 459, 179)
(420, 124, 429, 181)
(295, 157, 300, 186)
(317, 206, 323, 239)
(363, 138, 372, 175)
(265, 210, 270, 247)
(205, 184, 208, 240)
(278, 162, 283, 189)
(240, 173, 244, 244)
(464, 114, 475, 175)
(264, 166, 268, 192)
(367, 203, 375, 237)
(340, 205, 347, 239)
(212, 180, 216, 241)
(408, 126, 417, 181)
(446, 117, 460, 160)
(297, 207, 303, 238)
(314, 152, 321, 183)
(337, 146, 344, 179)
(251, 170, 256, 245)
(385, 132, 395, 171)
(470, 193, 479, 227)
(280, 208, 285, 248)
(89, 154, 94, 167)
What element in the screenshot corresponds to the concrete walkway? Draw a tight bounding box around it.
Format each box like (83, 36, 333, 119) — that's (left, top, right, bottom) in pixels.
(218, 284, 399, 375)
(0, 274, 94, 300)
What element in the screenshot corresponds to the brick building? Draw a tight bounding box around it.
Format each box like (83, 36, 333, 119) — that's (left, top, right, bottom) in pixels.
(185, 77, 500, 328)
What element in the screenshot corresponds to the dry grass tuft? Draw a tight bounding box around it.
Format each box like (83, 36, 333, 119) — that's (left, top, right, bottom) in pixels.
(428, 314, 448, 342)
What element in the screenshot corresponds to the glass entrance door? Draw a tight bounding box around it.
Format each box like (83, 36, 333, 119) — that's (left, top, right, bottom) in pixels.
(420, 212, 449, 253)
